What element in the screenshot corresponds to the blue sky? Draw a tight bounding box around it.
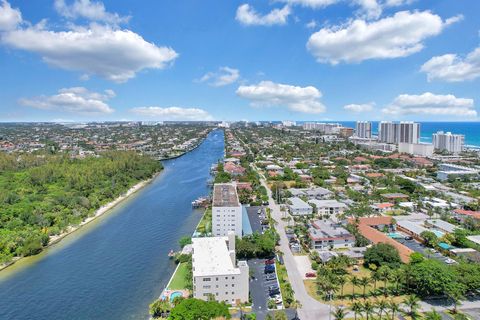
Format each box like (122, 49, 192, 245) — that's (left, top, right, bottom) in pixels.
(0, 0, 479, 122)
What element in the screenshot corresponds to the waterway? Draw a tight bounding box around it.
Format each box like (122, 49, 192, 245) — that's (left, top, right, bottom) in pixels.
(0, 129, 225, 320)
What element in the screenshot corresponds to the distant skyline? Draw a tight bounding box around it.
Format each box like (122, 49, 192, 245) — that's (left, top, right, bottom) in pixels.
(0, 0, 479, 122)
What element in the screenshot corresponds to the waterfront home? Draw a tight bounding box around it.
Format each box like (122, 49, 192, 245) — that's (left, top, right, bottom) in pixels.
(212, 183, 243, 237)
(192, 232, 249, 305)
(308, 220, 355, 250)
(287, 197, 313, 216)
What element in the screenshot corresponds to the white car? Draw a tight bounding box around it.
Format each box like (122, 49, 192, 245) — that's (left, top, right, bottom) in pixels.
(445, 258, 457, 264)
(272, 294, 282, 304)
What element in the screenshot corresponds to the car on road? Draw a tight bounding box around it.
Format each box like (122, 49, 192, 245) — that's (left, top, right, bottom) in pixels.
(305, 272, 316, 278)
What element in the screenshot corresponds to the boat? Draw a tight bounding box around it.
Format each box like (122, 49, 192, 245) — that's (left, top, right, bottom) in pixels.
(191, 197, 209, 208)
(168, 250, 175, 258)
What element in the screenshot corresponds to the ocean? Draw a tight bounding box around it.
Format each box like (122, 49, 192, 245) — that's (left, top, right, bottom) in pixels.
(309, 121, 480, 148)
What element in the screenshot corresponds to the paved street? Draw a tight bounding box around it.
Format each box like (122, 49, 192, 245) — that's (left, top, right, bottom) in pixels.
(258, 172, 331, 320)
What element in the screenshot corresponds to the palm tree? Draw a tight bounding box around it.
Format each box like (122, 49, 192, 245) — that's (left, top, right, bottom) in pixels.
(350, 301, 363, 320)
(337, 275, 347, 298)
(371, 270, 381, 292)
(362, 301, 375, 320)
(390, 269, 404, 295)
(376, 299, 388, 320)
(424, 309, 442, 320)
(332, 307, 347, 320)
(350, 275, 360, 298)
(388, 300, 401, 320)
(359, 276, 371, 298)
(403, 295, 420, 319)
(378, 266, 391, 296)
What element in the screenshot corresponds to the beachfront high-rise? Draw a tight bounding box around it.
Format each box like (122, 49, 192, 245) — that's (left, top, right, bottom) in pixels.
(433, 131, 465, 154)
(212, 183, 242, 237)
(192, 232, 249, 305)
(355, 121, 372, 139)
(378, 121, 420, 144)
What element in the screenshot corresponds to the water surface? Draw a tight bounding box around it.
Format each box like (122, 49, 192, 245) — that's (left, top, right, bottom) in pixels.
(0, 129, 224, 320)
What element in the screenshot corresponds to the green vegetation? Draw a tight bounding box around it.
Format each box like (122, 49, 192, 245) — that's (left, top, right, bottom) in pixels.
(196, 208, 212, 235)
(235, 229, 278, 259)
(178, 236, 192, 248)
(168, 262, 190, 290)
(363, 243, 402, 269)
(167, 298, 231, 320)
(0, 151, 161, 264)
(276, 260, 295, 308)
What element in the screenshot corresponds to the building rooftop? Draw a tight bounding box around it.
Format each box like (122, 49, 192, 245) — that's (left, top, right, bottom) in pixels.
(288, 197, 312, 209)
(309, 199, 347, 208)
(426, 219, 460, 233)
(213, 183, 240, 207)
(192, 236, 240, 277)
(309, 220, 353, 240)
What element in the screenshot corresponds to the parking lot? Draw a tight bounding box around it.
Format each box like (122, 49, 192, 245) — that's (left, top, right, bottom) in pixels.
(394, 233, 452, 264)
(248, 258, 283, 319)
(246, 206, 268, 234)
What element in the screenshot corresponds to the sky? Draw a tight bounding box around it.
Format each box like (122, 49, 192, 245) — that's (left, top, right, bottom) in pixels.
(0, 0, 479, 122)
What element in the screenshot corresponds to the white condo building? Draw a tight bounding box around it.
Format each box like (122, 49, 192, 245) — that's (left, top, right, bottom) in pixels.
(212, 183, 243, 237)
(433, 131, 464, 154)
(378, 121, 420, 144)
(192, 233, 249, 305)
(355, 121, 372, 139)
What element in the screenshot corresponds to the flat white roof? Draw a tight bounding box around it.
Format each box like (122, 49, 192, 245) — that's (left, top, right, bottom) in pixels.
(467, 235, 480, 245)
(288, 197, 312, 209)
(308, 199, 347, 208)
(426, 219, 460, 233)
(192, 237, 240, 277)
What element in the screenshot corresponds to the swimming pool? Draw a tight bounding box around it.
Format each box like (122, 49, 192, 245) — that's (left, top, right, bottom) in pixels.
(387, 232, 404, 239)
(169, 291, 183, 301)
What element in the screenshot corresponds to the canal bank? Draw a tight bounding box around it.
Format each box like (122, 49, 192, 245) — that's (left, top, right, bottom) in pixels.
(0, 129, 225, 320)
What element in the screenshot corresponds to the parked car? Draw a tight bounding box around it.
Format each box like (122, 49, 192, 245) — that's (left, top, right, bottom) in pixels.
(271, 294, 282, 304)
(305, 272, 316, 278)
(404, 236, 413, 240)
(264, 265, 275, 274)
(445, 258, 457, 264)
(268, 284, 279, 291)
(257, 209, 262, 214)
(269, 288, 280, 296)
(265, 259, 275, 265)
(265, 273, 277, 281)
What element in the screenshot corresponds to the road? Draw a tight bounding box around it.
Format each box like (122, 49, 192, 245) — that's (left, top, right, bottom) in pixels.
(258, 173, 331, 320)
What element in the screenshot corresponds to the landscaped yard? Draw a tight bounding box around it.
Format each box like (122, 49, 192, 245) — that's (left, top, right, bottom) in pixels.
(305, 265, 406, 306)
(168, 262, 189, 290)
(196, 208, 212, 235)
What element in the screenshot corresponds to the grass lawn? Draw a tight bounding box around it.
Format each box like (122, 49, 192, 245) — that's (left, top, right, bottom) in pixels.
(168, 262, 189, 290)
(304, 265, 406, 306)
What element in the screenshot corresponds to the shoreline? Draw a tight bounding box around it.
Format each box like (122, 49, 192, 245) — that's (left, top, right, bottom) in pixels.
(0, 172, 160, 273)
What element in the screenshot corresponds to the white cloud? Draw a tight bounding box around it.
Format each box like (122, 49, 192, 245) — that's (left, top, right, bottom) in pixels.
(54, 0, 130, 25)
(130, 107, 213, 121)
(0, 0, 21, 31)
(198, 67, 240, 87)
(382, 92, 477, 117)
(1, 23, 178, 83)
(19, 87, 115, 115)
(305, 20, 317, 29)
(276, 0, 339, 9)
(420, 47, 480, 82)
(344, 102, 375, 112)
(307, 11, 459, 64)
(236, 4, 290, 26)
(354, 0, 414, 19)
(236, 80, 326, 114)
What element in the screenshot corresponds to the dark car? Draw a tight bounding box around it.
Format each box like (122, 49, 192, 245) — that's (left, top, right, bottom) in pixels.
(269, 288, 280, 296)
(265, 273, 277, 281)
(268, 285, 279, 291)
(404, 236, 413, 240)
(264, 265, 275, 274)
(265, 259, 275, 265)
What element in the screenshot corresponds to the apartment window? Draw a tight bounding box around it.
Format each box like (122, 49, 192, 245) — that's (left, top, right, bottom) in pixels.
(225, 277, 228, 280)
(231, 276, 235, 279)
(232, 284, 235, 287)
(215, 277, 219, 281)
(225, 292, 228, 295)
(203, 278, 211, 282)
(203, 293, 210, 297)
(203, 285, 211, 289)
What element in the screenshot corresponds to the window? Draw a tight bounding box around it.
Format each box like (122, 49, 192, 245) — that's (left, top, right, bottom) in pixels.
(203, 285, 211, 289)
(203, 278, 211, 282)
